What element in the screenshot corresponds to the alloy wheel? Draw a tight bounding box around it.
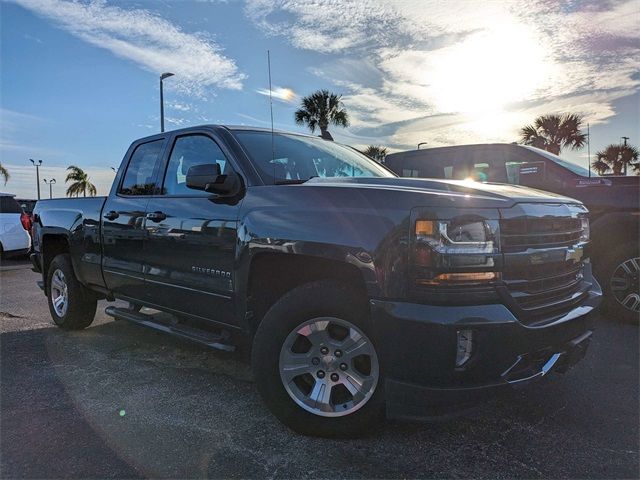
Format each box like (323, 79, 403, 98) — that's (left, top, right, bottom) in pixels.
(279, 317, 379, 417)
(50, 268, 69, 317)
(610, 257, 640, 314)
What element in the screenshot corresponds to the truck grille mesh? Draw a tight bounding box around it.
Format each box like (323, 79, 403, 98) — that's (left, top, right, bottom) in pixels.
(500, 217, 582, 252)
(500, 217, 588, 323)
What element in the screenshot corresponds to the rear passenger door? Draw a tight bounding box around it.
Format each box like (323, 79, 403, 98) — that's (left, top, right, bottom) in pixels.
(102, 138, 166, 302)
(142, 131, 243, 326)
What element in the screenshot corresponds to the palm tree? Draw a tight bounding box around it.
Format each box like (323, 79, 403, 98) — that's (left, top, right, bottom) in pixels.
(363, 145, 388, 163)
(519, 113, 587, 155)
(65, 165, 97, 197)
(0, 162, 9, 185)
(592, 144, 639, 176)
(295, 89, 349, 140)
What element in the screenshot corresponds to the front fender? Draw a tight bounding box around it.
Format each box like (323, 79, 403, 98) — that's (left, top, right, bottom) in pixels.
(235, 186, 412, 302)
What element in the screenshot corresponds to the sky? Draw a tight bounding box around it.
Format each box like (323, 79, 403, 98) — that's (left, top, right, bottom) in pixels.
(1, 0, 639, 199)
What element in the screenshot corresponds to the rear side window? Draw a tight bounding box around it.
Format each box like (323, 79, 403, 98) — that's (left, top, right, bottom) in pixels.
(0, 196, 23, 214)
(119, 140, 165, 195)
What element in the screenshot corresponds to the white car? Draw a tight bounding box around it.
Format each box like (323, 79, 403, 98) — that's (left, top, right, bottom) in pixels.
(0, 193, 31, 257)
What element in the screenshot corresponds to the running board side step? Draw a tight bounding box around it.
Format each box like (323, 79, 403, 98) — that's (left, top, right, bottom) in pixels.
(105, 306, 235, 352)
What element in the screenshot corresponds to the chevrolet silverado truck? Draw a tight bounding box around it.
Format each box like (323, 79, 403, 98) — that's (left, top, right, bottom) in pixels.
(386, 143, 639, 322)
(32, 126, 601, 437)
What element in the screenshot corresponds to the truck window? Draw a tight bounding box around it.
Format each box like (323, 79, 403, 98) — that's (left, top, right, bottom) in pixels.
(0, 196, 23, 214)
(119, 140, 164, 196)
(402, 169, 420, 177)
(162, 135, 231, 195)
(234, 131, 393, 183)
(505, 161, 522, 184)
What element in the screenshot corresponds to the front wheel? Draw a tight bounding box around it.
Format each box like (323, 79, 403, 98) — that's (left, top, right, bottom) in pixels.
(251, 281, 384, 437)
(47, 254, 97, 330)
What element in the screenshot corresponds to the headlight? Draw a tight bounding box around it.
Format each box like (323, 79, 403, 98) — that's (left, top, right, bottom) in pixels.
(413, 216, 499, 285)
(579, 216, 589, 242)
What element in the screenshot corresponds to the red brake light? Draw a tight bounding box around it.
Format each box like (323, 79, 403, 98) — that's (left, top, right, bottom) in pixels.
(20, 212, 32, 231)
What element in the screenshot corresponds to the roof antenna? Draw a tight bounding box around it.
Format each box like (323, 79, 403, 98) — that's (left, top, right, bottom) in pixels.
(267, 50, 276, 183)
(587, 123, 591, 178)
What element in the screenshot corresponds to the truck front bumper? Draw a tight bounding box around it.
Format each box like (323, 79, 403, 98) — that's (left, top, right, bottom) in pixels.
(369, 278, 602, 421)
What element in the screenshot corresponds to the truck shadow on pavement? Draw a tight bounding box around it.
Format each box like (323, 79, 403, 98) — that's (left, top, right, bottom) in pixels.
(1, 316, 638, 479)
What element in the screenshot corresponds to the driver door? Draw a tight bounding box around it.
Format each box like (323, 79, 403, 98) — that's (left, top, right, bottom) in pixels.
(142, 132, 242, 326)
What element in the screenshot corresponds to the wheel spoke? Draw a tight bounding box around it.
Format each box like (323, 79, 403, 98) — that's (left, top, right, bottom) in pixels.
(280, 353, 312, 383)
(621, 293, 640, 312)
(610, 276, 629, 291)
(342, 370, 366, 397)
(621, 259, 639, 275)
(51, 276, 64, 291)
(297, 320, 332, 345)
(309, 380, 331, 409)
(341, 331, 370, 357)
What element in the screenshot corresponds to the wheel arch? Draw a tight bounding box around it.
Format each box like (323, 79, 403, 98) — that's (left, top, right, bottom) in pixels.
(40, 233, 71, 293)
(243, 252, 370, 334)
(589, 212, 639, 273)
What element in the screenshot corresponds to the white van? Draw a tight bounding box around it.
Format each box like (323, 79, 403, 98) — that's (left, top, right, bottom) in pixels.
(0, 193, 31, 257)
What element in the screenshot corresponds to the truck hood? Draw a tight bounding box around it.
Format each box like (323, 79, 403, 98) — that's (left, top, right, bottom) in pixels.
(304, 177, 581, 207)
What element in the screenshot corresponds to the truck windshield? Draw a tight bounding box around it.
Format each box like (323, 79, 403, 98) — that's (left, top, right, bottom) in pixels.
(233, 131, 395, 184)
(522, 146, 597, 177)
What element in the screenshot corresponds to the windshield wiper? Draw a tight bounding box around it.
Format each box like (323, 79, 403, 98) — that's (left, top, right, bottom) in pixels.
(274, 176, 317, 185)
(274, 179, 308, 185)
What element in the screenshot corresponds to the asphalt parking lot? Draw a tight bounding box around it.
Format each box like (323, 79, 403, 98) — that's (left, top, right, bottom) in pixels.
(1, 258, 638, 479)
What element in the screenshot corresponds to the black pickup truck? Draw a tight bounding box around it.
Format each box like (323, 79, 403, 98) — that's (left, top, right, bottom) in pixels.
(386, 144, 639, 322)
(32, 126, 601, 437)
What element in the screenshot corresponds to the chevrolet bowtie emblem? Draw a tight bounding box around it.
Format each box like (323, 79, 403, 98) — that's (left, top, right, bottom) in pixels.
(565, 247, 583, 263)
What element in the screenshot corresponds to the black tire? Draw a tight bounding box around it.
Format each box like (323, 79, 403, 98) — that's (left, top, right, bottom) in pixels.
(251, 280, 384, 438)
(47, 254, 97, 330)
(598, 242, 640, 324)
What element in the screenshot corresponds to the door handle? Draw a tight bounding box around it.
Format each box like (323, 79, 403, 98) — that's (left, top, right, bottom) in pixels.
(146, 211, 167, 222)
(103, 210, 119, 221)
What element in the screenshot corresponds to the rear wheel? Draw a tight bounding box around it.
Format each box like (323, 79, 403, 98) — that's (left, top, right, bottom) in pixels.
(251, 281, 384, 437)
(600, 242, 640, 323)
(47, 254, 97, 330)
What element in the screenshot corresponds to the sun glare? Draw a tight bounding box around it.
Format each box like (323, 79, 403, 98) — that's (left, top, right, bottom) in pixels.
(428, 22, 552, 116)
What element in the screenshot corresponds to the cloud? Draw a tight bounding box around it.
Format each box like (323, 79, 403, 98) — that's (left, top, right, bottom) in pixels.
(13, 0, 246, 95)
(23, 33, 43, 43)
(246, 0, 640, 151)
(167, 101, 193, 112)
(244, 0, 408, 53)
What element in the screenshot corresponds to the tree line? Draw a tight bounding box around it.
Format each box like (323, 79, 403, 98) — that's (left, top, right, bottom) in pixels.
(294, 89, 639, 175)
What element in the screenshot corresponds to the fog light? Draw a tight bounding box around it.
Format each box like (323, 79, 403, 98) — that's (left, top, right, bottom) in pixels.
(455, 329, 474, 367)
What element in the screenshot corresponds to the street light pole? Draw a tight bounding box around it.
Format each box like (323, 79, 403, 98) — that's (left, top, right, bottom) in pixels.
(417, 142, 428, 150)
(160, 72, 175, 132)
(43, 178, 56, 199)
(621, 136, 630, 175)
(30, 159, 43, 200)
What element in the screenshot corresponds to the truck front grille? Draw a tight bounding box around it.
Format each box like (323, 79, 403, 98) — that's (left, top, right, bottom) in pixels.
(500, 217, 582, 252)
(500, 215, 589, 323)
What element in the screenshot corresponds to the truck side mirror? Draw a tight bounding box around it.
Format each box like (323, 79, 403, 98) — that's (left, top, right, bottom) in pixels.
(186, 163, 240, 196)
